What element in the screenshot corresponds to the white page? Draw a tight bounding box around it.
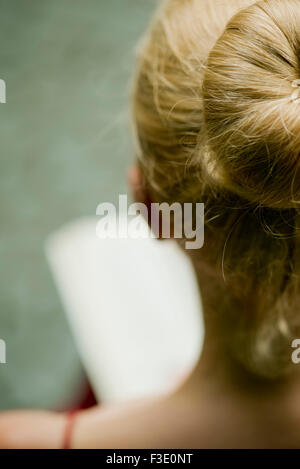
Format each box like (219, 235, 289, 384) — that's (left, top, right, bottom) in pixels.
(45, 215, 204, 403)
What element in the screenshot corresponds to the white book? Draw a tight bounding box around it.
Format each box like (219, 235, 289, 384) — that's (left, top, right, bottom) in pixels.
(45, 215, 203, 404)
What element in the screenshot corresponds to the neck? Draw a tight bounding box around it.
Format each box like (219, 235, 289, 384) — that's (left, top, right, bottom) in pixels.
(175, 259, 300, 403)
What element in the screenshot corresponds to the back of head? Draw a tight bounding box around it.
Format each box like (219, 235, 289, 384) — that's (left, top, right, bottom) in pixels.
(132, 0, 300, 379)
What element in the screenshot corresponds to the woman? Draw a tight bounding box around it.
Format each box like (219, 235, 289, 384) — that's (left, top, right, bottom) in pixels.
(2, 0, 300, 448)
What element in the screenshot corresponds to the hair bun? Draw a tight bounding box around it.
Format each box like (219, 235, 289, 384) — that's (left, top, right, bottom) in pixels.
(202, 0, 300, 209)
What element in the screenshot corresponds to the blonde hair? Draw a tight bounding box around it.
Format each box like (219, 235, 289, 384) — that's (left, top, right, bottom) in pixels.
(132, 0, 300, 379)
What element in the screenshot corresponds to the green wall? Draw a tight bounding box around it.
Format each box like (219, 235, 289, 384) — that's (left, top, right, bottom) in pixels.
(0, 0, 156, 409)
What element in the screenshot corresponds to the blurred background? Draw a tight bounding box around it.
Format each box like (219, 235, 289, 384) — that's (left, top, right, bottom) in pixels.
(0, 0, 157, 410)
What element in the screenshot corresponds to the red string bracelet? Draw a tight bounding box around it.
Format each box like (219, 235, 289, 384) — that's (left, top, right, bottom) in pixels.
(62, 410, 78, 449)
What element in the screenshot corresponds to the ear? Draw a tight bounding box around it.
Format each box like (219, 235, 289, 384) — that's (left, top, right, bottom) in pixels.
(127, 165, 148, 204)
(127, 165, 165, 240)
(127, 164, 157, 234)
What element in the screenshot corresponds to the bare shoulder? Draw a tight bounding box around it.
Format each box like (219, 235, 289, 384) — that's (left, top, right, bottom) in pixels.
(71, 386, 300, 449)
(72, 394, 201, 449)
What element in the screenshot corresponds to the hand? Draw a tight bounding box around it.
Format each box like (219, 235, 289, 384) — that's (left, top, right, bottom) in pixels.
(0, 410, 66, 449)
